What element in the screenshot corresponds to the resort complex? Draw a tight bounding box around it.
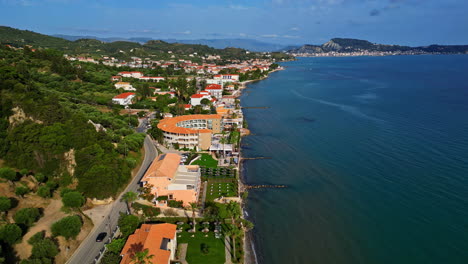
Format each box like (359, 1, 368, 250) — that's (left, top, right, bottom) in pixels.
(141, 153, 201, 207)
(157, 114, 222, 150)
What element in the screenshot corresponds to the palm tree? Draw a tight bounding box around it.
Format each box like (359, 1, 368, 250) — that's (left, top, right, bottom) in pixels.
(131, 249, 154, 264)
(122, 191, 138, 214)
(226, 225, 243, 261)
(226, 201, 241, 225)
(220, 131, 227, 159)
(188, 202, 198, 232)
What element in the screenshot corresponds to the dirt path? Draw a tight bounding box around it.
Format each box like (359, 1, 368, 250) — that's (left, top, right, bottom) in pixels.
(14, 199, 67, 259)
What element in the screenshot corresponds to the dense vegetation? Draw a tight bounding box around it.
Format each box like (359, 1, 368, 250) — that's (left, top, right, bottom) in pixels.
(0, 45, 145, 199)
(0, 26, 292, 61)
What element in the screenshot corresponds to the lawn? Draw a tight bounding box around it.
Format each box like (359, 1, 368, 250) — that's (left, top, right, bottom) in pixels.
(192, 153, 218, 168)
(177, 224, 225, 264)
(206, 179, 238, 201)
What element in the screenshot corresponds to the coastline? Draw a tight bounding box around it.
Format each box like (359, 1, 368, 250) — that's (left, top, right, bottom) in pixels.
(238, 66, 284, 264)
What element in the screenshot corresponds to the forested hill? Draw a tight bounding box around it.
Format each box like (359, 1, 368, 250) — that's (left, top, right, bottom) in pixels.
(288, 38, 468, 54)
(0, 26, 291, 60)
(0, 45, 146, 199)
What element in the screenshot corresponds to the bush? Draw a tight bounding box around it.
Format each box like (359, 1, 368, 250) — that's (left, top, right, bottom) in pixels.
(106, 238, 125, 254)
(62, 191, 85, 208)
(34, 173, 46, 183)
(37, 186, 51, 198)
(100, 251, 122, 264)
(59, 188, 74, 197)
(51, 215, 82, 240)
(131, 203, 161, 218)
(14, 208, 41, 227)
(15, 186, 30, 197)
(31, 238, 59, 259)
(0, 168, 16, 181)
(0, 196, 11, 212)
(28, 231, 46, 245)
(20, 169, 29, 176)
(163, 208, 179, 217)
(0, 223, 22, 244)
(201, 243, 210, 255)
(167, 200, 183, 208)
(117, 214, 140, 238)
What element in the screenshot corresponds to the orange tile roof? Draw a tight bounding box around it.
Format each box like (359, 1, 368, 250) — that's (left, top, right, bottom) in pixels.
(157, 114, 221, 134)
(113, 92, 135, 99)
(142, 153, 180, 181)
(120, 223, 177, 264)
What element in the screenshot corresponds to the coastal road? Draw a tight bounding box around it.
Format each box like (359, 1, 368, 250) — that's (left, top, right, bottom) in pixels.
(66, 133, 157, 264)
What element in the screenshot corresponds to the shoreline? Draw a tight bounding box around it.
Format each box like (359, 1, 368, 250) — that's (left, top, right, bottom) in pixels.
(238, 66, 284, 264)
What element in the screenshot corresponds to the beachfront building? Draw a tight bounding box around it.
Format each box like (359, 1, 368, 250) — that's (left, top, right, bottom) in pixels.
(114, 82, 136, 91)
(214, 74, 240, 82)
(112, 92, 135, 106)
(120, 223, 177, 264)
(157, 114, 222, 150)
(141, 153, 201, 207)
(205, 84, 223, 99)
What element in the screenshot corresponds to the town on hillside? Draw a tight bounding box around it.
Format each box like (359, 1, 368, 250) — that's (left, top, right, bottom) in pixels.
(0, 43, 283, 264)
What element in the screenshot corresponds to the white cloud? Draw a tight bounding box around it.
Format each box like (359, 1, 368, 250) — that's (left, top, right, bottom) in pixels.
(260, 34, 279, 38)
(290, 27, 300, 31)
(228, 4, 250, 10)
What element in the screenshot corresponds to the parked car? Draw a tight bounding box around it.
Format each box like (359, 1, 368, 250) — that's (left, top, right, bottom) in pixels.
(96, 232, 107, 242)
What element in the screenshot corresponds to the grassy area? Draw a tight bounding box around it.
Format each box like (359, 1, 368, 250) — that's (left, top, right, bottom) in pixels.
(206, 179, 238, 201)
(177, 224, 225, 264)
(192, 153, 218, 168)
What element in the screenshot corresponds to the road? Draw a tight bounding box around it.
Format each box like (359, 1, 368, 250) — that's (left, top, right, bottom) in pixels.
(67, 131, 157, 264)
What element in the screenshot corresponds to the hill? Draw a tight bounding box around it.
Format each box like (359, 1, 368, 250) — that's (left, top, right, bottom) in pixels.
(287, 38, 468, 54)
(2, 26, 293, 61)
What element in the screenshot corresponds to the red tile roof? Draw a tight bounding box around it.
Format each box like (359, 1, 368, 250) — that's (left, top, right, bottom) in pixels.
(113, 92, 135, 99)
(205, 84, 222, 90)
(157, 114, 221, 134)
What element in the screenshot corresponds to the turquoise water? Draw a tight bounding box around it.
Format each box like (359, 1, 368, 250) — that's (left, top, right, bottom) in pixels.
(241, 56, 468, 264)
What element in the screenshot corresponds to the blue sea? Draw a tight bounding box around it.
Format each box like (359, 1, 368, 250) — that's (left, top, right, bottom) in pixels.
(240, 55, 468, 264)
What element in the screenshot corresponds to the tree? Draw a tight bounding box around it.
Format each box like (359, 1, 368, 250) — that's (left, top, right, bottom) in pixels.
(31, 238, 59, 259)
(138, 184, 155, 202)
(100, 251, 122, 264)
(0, 197, 11, 213)
(0, 168, 16, 181)
(15, 186, 29, 197)
(34, 173, 46, 183)
(226, 201, 241, 224)
(200, 98, 210, 105)
(225, 225, 243, 261)
(36, 186, 51, 198)
(118, 214, 139, 238)
(62, 191, 85, 209)
(27, 231, 45, 245)
(131, 249, 154, 264)
(51, 215, 82, 240)
(122, 191, 138, 214)
(188, 202, 198, 232)
(0, 223, 22, 244)
(106, 238, 126, 254)
(14, 208, 41, 227)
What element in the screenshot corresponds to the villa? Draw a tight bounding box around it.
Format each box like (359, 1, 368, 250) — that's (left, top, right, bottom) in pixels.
(120, 223, 177, 264)
(141, 153, 201, 207)
(112, 92, 135, 106)
(114, 82, 136, 91)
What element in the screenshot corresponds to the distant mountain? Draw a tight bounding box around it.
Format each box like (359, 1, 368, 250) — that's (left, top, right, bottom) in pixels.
(54, 34, 288, 52)
(288, 38, 468, 54)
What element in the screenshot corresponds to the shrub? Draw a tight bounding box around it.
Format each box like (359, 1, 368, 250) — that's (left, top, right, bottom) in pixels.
(14, 208, 41, 227)
(106, 238, 125, 253)
(0, 168, 16, 181)
(15, 186, 30, 197)
(34, 173, 46, 183)
(31, 238, 59, 259)
(100, 251, 122, 264)
(201, 243, 210, 255)
(62, 191, 85, 208)
(0, 223, 22, 244)
(60, 188, 74, 197)
(163, 208, 179, 217)
(0, 196, 11, 212)
(28, 231, 46, 245)
(117, 214, 140, 238)
(20, 169, 29, 176)
(51, 215, 82, 240)
(37, 186, 51, 198)
(167, 200, 183, 208)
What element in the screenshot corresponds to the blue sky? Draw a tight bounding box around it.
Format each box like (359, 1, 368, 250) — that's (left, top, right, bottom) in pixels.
(1, 0, 467, 46)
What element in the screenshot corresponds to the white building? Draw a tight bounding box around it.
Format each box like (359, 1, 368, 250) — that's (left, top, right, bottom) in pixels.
(205, 84, 223, 99)
(214, 74, 240, 82)
(112, 92, 135, 106)
(114, 82, 136, 91)
(190, 93, 212, 106)
(118, 71, 143, 78)
(138, 76, 165, 82)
